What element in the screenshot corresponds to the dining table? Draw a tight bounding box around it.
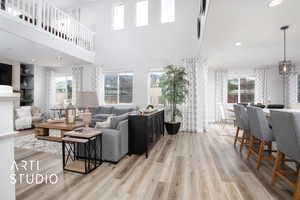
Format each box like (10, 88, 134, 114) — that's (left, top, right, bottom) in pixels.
(227, 107, 300, 118)
(262, 109, 300, 118)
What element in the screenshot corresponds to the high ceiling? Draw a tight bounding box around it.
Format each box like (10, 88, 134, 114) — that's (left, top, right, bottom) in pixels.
(202, 0, 300, 69)
(52, 0, 96, 9)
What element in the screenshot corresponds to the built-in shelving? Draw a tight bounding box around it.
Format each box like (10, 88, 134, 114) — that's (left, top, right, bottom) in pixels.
(20, 64, 34, 106)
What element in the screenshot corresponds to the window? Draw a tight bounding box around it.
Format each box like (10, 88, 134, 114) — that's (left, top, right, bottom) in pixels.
(161, 0, 175, 23)
(55, 76, 72, 106)
(297, 74, 300, 103)
(113, 4, 125, 30)
(136, 1, 148, 27)
(227, 77, 255, 103)
(104, 73, 133, 104)
(149, 72, 163, 106)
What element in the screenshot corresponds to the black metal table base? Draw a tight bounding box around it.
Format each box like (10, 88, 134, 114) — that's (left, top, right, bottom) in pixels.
(62, 135, 102, 174)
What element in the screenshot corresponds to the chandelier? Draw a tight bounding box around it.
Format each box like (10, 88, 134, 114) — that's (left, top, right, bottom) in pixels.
(279, 25, 295, 76)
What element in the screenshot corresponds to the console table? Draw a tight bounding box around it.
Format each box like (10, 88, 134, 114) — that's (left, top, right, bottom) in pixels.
(128, 109, 164, 158)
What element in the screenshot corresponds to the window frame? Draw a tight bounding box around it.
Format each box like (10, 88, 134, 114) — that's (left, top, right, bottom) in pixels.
(161, 0, 175, 24)
(136, 0, 149, 27)
(227, 77, 255, 104)
(148, 71, 164, 106)
(297, 74, 300, 103)
(55, 75, 73, 106)
(103, 72, 134, 105)
(112, 3, 125, 30)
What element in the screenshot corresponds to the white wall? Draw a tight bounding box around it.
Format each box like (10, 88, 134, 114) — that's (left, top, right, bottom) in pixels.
(77, 0, 199, 107)
(0, 137, 15, 200)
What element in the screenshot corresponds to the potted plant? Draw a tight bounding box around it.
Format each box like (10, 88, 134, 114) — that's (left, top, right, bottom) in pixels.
(159, 65, 189, 135)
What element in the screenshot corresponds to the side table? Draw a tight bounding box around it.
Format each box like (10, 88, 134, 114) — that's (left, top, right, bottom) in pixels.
(62, 128, 102, 174)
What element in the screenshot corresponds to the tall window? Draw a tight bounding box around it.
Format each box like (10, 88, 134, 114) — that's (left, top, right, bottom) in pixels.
(113, 4, 125, 30)
(297, 75, 300, 103)
(55, 76, 72, 106)
(161, 0, 175, 23)
(149, 72, 163, 106)
(104, 73, 133, 104)
(227, 77, 255, 103)
(136, 1, 148, 27)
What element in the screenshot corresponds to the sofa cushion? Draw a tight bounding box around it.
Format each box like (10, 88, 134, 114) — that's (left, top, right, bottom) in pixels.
(112, 107, 134, 116)
(95, 116, 112, 129)
(16, 106, 32, 118)
(111, 113, 128, 129)
(100, 106, 113, 114)
(31, 106, 42, 116)
(89, 107, 102, 115)
(93, 114, 114, 121)
(32, 116, 43, 122)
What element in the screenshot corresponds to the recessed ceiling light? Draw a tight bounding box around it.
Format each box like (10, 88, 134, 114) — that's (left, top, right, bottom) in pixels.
(31, 59, 36, 62)
(235, 42, 242, 46)
(268, 0, 282, 8)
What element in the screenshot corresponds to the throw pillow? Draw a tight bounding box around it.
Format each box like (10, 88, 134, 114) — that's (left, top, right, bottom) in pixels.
(16, 106, 32, 118)
(110, 113, 128, 129)
(95, 116, 112, 129)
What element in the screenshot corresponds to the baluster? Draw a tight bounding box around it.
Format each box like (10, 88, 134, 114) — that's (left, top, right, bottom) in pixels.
(43, 1, 46, 29)
(46, 2, 49, 30)
(54, 8, 57, 36)
(32, 0, 35, 25)
(3, 0, 6, 11)
(38, 0, 42, 27)
(48, 5, 50, 32)
(19, 0, 23, 19)
(64, 14, 67, 39)
(24, 0, 26, 18)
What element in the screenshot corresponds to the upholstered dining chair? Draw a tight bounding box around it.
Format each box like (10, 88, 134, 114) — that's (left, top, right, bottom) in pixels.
(219, 104, 235, 128)
(233, 104, 250, 152)
(270, 110, 300, 200)
(247, 106, 276, 169)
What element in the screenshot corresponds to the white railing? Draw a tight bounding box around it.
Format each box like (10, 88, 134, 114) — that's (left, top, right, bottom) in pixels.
(0, 0, 95, 52)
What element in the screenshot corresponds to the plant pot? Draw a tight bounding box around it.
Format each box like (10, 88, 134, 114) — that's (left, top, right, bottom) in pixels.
(165, 122, 181, 135)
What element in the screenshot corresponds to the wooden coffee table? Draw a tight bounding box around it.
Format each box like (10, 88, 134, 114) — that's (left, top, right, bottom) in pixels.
(34, 122, 85, 142)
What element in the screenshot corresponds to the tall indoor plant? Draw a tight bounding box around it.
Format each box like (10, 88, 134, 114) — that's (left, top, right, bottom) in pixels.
(159, 65, 189, 135)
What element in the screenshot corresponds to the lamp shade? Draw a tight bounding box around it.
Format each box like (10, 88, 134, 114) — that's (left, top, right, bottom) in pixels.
(76, 92, 98, 108)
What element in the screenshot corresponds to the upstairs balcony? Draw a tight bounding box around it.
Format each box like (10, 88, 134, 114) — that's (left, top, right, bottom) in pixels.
(0, 0, 95, 65)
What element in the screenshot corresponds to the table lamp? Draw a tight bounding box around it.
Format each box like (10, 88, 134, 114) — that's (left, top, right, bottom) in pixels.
(76, 91, 99, 127)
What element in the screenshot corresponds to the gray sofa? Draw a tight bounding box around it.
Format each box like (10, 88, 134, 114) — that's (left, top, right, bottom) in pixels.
(88, 105, 137, 163)
(89, 105, 136, 126)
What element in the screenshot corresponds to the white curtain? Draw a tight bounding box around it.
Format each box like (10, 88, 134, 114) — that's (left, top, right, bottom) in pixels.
(181, 57, 208, 133)
(254, 68, 270, 104)
(72, 66, 83, 105)
(215, 70, 228, 121)
(46, 68, 56, 116)
(284, 73, 298, 108)
(96, 66, 104, 105)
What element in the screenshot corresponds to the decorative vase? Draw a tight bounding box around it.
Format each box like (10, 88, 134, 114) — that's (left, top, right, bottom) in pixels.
(165, 122, 181, 135)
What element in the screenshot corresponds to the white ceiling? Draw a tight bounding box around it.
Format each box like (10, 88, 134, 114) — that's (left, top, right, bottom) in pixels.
(0, 30, 86, 67)
(202, 0, 300, 69)
(51, 0, 96, 9)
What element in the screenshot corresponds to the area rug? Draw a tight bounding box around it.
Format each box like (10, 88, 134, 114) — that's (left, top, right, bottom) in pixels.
(14, 132, 61, 155)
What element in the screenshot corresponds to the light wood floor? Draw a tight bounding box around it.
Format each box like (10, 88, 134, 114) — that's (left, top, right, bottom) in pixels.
(15, 124, 293, 200)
